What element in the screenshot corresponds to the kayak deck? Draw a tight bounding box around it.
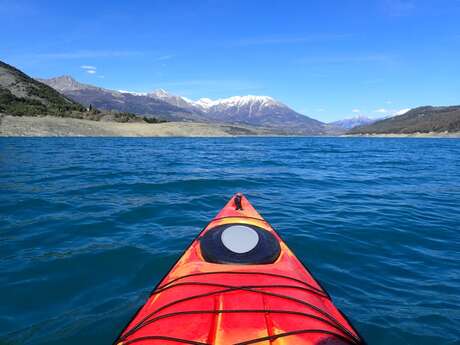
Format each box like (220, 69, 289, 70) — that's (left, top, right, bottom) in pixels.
(116, 194, 364, 345)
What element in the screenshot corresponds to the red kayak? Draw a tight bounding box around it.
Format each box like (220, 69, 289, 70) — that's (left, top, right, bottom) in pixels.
(115, 193, 365, 345)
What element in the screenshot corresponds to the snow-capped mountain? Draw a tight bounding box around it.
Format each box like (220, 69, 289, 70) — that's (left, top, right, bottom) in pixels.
(152, 93, 326, 133)
(330, 115, 376, 130)
(39, 76, 329, 134)
(194, 95, 283, 114)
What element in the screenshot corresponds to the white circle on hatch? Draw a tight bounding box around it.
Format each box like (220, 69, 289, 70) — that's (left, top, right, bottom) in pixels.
(221, 225, 260, 254)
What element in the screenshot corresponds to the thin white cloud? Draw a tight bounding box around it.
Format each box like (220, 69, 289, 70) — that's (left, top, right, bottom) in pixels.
(374, 108, 387, 113)
(383, 0, 416, 17)
(352, 109, 361, 113)
(0, 0, 36, 16)
(297, 54, 391, 64)
(80, 65, 97, 75)
(233, 33, 351, 47)
(34, 50, 142, 59)
(157, 79, 262, 90)
(154, 55, 174, 61)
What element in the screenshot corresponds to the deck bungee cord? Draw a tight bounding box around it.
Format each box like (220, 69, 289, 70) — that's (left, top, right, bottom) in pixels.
(115, 193, 365, 345)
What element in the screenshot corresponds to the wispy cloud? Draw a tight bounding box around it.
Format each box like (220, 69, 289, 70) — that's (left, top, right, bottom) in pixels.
(81, 65, 96, 70)
(374, 108, 388, 113)
(34, 50, 143, 59)
(231, 33, 351, 47)
(296, 54, 392, 65)
(383, 0, 416, 16)
(352, 109, 361, 113)
(80, 65, 97, 75)
(0, 0, 36, 16)
(154, 55, 175, 61)
(362, 78, 385, 85)
(157, 79, 260, 89)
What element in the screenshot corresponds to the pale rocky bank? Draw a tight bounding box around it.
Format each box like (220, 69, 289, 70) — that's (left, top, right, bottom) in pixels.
(0, 115, 274, 137)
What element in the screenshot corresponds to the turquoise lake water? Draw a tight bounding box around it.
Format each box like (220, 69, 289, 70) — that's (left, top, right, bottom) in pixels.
(1, 137, 459, 345)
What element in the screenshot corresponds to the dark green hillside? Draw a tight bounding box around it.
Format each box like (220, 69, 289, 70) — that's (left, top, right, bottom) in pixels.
(0, 61, 164, 123)
(348, 106, 460, 134)
(0, 61, 85, 116)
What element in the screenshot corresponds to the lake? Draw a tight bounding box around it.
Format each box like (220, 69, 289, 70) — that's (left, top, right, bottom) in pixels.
(1, 137, 459, 344)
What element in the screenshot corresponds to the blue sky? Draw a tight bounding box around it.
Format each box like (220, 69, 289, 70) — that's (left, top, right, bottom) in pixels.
(2, 0, 460, 122)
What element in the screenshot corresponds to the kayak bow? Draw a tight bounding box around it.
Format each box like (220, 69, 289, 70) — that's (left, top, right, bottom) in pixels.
(116, 193, 365, 345)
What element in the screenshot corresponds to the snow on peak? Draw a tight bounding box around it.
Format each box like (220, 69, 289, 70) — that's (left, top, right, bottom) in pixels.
(149, 88, 170, 98)
(193, 95, 283, 110)
(194, 98, 216, 108)
(147, 89, 194, 106)
(222, 95, 278, 105)
(118, 90, 148, 96)
(393, 108, 411, 116)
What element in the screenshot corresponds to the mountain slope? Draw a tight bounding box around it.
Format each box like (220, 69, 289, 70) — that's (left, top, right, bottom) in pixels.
(348, 106, 460, 134)
(0, 61, 85, 116)
(37, 75, 98, 92)
(39, 76, 203, 122)
(330, 115, 376, 130)
(147, 89, 198, 111)
(40, 76, 329, 134)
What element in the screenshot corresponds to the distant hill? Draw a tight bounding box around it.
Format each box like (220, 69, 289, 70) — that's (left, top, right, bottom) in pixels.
(330, 115, 376, 130)
(0, 61, 85, 116)
(348, 106, 460, 134)
(40, 76, 330, 134)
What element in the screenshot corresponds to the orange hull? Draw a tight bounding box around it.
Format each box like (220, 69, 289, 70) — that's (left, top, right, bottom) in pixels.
(116, 194, 364, 345)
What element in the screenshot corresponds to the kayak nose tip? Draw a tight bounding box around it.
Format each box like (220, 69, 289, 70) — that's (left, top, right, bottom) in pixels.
(234, 193, 244, 210)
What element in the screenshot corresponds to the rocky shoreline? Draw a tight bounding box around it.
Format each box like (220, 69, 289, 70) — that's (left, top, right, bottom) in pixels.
(0, 115, 276, 137)
(1, 115, 459, 138)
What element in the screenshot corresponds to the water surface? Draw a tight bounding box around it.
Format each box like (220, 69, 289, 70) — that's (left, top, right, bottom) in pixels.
(1, 137, 459, 344)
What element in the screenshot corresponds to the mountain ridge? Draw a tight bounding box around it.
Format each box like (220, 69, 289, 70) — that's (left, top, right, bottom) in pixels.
(39, 75, 329, 134)
(38, 76, 201, 122)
